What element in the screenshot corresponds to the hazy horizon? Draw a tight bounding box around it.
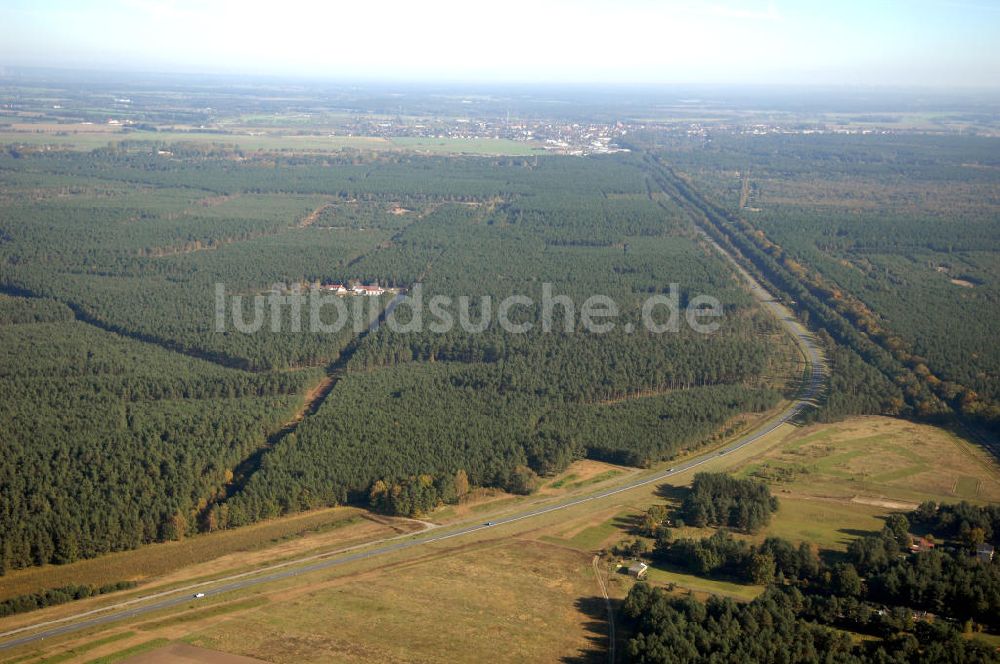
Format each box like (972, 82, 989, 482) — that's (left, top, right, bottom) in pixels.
(2, 0, 999, 89)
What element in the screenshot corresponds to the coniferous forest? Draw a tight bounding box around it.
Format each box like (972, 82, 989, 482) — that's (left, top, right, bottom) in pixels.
(652, 134, 1000, 429)
(2, 135, 996, 612)
(0, 147, 795, 571)
(1, 11, 1000, 662)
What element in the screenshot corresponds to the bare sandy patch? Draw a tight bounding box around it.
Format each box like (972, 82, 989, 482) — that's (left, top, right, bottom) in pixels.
(850, 496, 919, 511)
(542, 459, 633, 492)
(122, 642, 269, 663)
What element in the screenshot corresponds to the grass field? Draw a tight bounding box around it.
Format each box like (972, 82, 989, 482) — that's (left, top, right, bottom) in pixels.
(736, 416, 1000, 506)
(540, 509, 634, 552)
(174, 540, 602, 664)
(543, 460, 633, 493)
(0, 129, 546, 155)
(133, 599, 270, 632)
(761, 496, 886, 552)
(567, 520, 626, 551)
(112, 643, 268, 664)
(22, 633, 134, 664)
(546, 474, 579, 489)
(643, 565, 763, 601)
(80, 639, 169, 664)
(564, 470, 624, 491)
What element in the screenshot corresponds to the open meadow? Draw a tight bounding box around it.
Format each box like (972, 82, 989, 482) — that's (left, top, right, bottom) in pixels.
(739, 416, 1000, 506)
(0, 538, 609, 664)
(181, 540, 602, 664)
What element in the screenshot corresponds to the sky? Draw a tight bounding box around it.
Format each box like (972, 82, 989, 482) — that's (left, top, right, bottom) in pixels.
(0, 0, 997, 87)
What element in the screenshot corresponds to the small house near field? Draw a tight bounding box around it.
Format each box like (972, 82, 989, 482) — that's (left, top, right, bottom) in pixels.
(910, 537, 935, 553)
(627, 561, 649, 579)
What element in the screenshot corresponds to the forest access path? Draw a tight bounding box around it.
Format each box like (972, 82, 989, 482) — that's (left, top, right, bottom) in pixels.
(0, 163, 826, 653)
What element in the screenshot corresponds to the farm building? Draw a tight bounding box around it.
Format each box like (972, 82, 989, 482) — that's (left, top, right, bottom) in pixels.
(627, 561, 648, 579)
(316, 282, 387, 296)
(320, 283, 348, 294)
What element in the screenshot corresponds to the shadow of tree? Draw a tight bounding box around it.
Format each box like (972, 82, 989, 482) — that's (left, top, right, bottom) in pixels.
(818, 523, 886, 565)
(819, 548, 850, 566)
(612, 512, 646, 537)
(839, 527, 882, 539)
(562, 595, 623, 664)
(653, 483, 688, 501)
